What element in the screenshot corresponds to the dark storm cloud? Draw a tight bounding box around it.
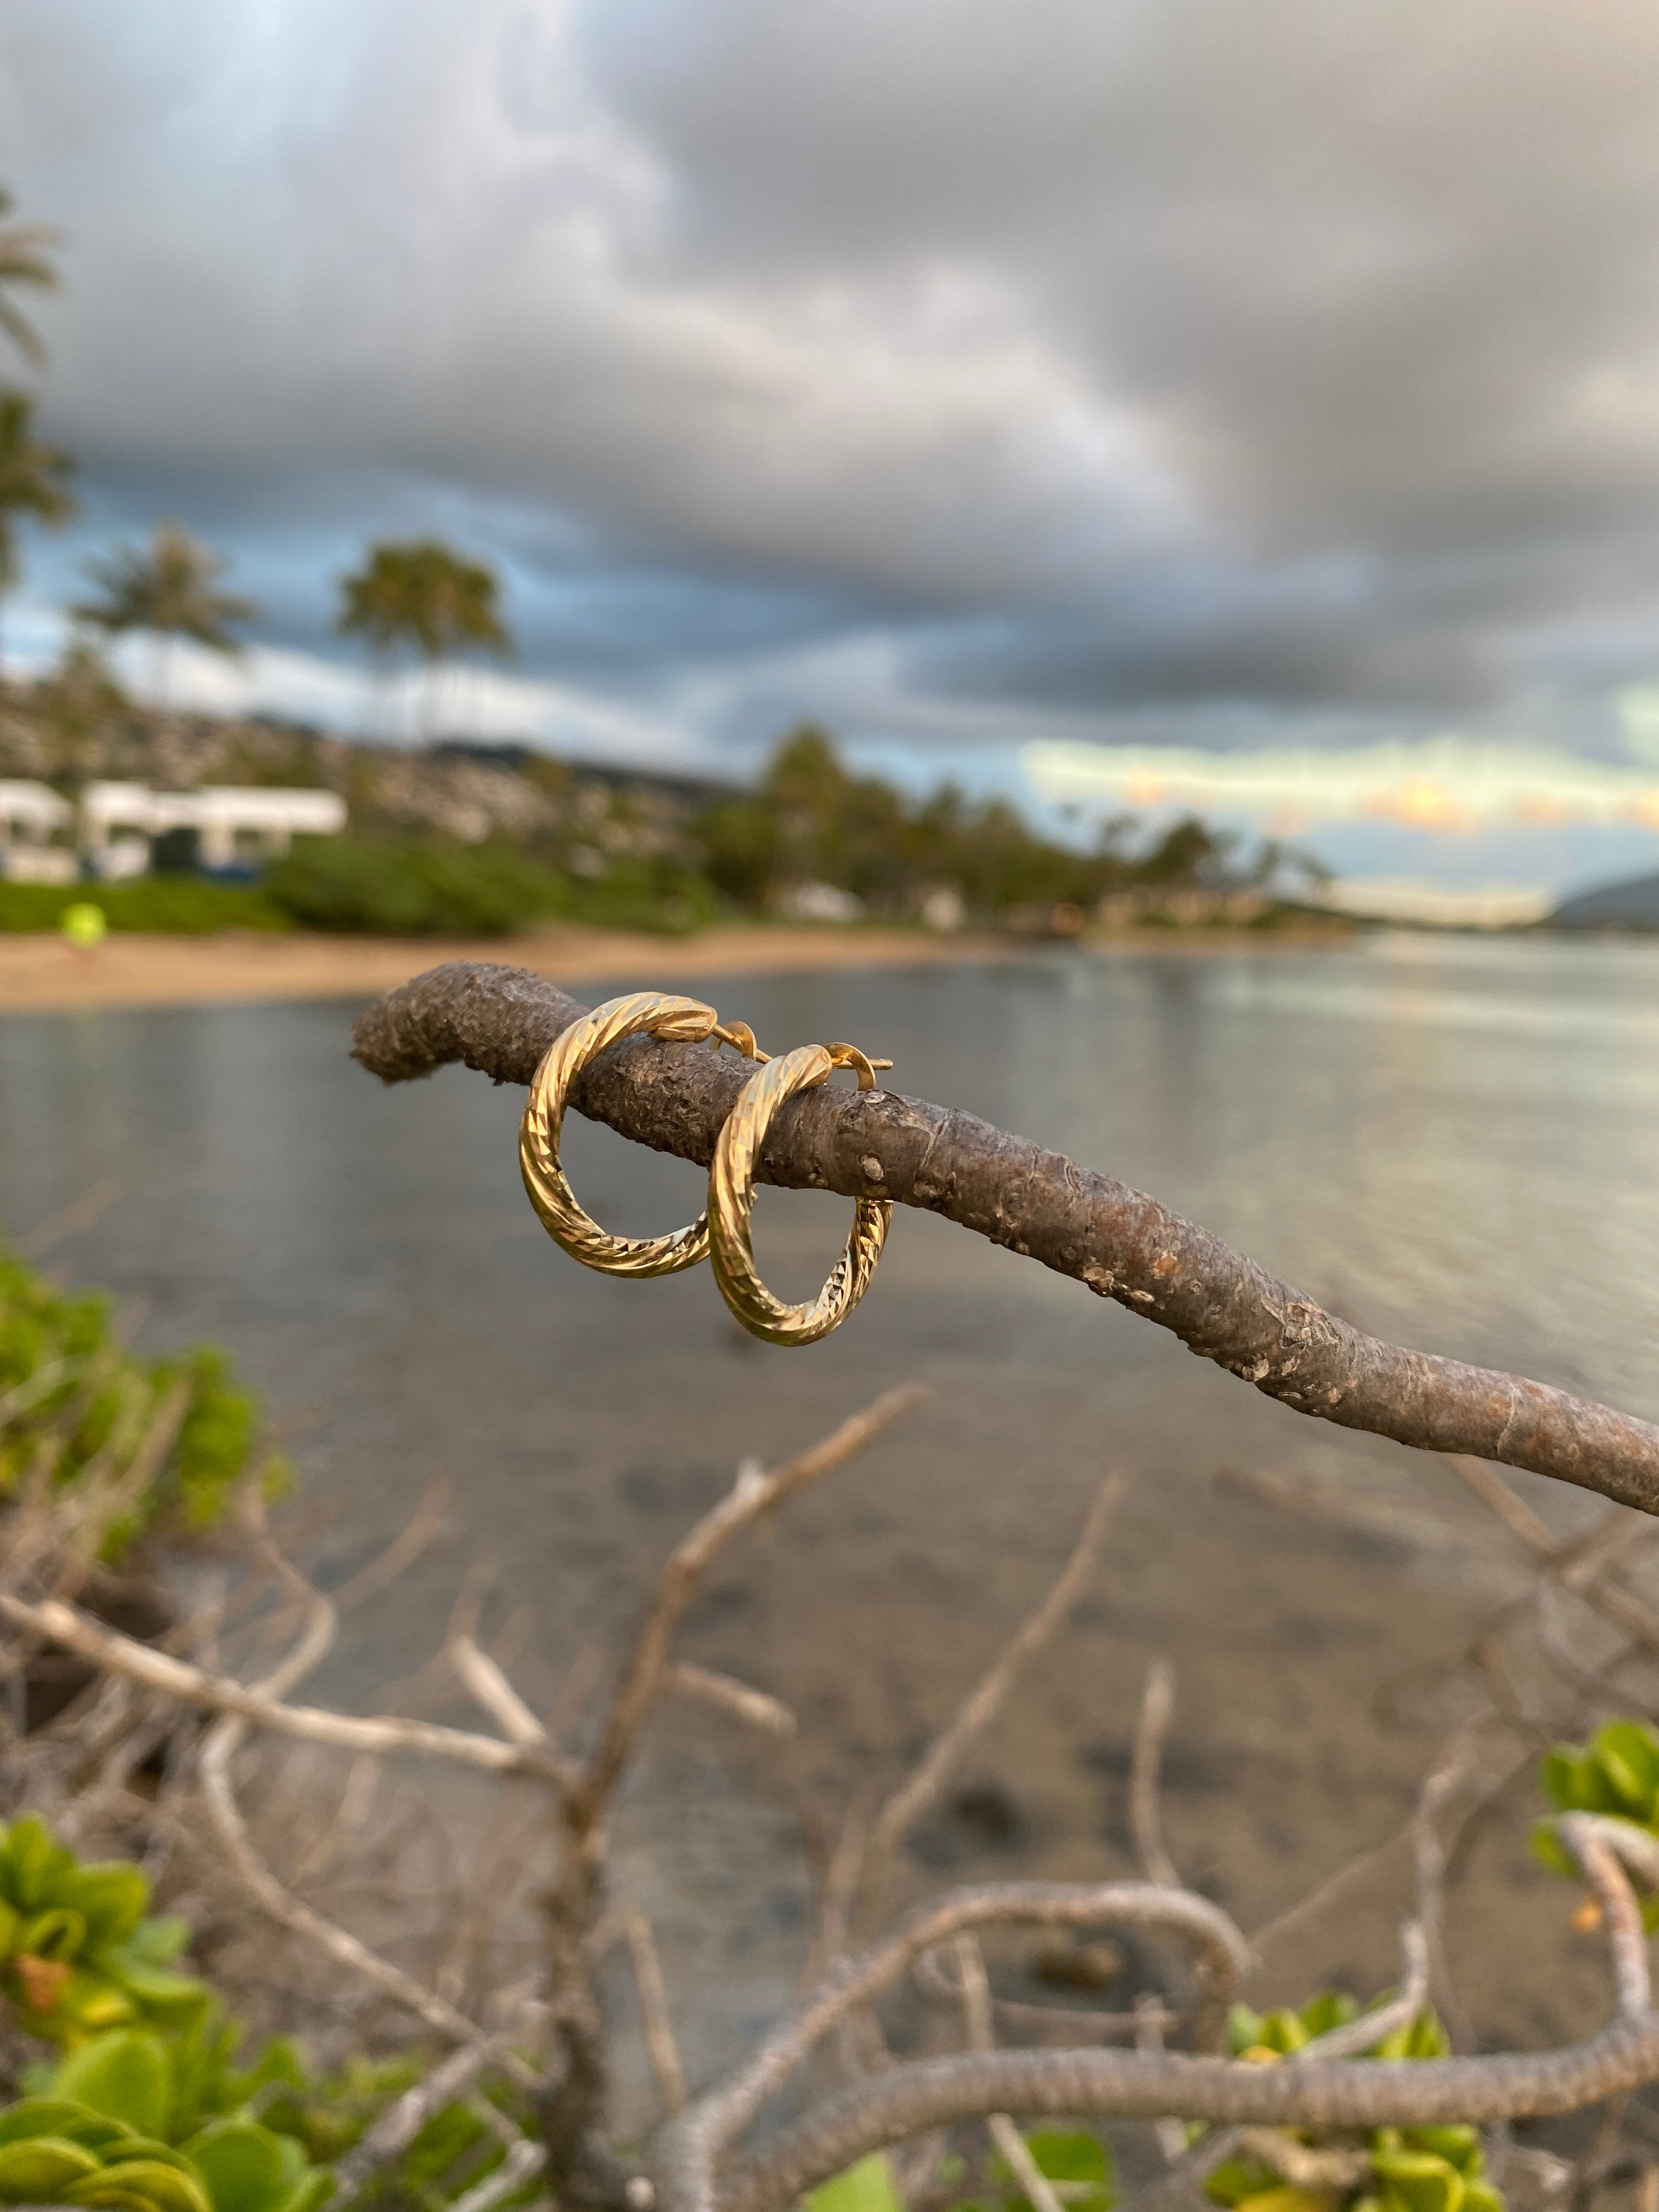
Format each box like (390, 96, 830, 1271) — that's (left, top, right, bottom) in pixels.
(5, 0, 1659, 749)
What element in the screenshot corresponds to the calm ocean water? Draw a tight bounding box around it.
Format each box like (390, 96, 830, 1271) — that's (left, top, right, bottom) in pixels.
(3, 930, 1656, 2066)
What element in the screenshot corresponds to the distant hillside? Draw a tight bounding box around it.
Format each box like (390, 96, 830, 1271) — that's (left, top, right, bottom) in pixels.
(1550, 870, 1659, 928)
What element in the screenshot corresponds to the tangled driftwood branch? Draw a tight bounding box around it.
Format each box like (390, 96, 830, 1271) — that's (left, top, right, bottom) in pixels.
(351, 962, 1659, 1515)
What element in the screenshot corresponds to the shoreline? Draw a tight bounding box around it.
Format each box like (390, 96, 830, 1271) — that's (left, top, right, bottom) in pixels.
(0, 919, 1355, 1015)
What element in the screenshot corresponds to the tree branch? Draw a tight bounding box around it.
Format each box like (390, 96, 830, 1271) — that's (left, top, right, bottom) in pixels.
(0, 1592, 578, 1788)
(655, 1880, 1249, 2212)
(709, 2020, 1659, 2212)
(351, 964, 1659, 1515)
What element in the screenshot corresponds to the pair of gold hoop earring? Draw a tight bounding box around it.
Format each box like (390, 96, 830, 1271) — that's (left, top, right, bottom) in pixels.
(518, 992, 893, 1346)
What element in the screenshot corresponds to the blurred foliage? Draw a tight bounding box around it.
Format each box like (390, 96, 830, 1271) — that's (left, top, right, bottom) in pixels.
(0, 1820, 539, 2212)
(808, 2130, 1116, 2212)
(0, 1817, 206, 2050)
(695, 726, 1316, 921)
(0, 1238, 283, 1561)
(265, 833, 713, 936)
(1203, 1995, 1503, 2212)
(0, 882, 288, 933)
(1534, 1717, 1659, 1924)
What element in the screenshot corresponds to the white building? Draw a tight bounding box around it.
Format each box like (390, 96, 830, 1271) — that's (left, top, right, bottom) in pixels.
(0, 781, 76, 882)
(0, 780, 346, 883)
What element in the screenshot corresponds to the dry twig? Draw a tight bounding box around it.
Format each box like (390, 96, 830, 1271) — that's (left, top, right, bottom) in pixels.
(0, 1592, 579, 1788)
(953, 1934, 1067, 2212)
(625, 1906, 689, 2118)
(1128, 1660, 1179, 1890)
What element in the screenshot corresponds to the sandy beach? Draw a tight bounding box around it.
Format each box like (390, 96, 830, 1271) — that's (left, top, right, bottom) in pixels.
(0, 920, 1353, 1015)
(0, 922, 1020, 1014)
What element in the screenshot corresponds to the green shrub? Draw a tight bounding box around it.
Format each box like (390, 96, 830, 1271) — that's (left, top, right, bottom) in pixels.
(0, 1824, 538, 2212)
(0, 1243, 284, 1561)
(0, 882, 288, 934)
(1534, 1717, 1659, 1922)
(560, 854, 719, 936)
(0, 1818, 206, 2050)
(266, 835, 714, 936)
(265, 836, 565, 935)
(1204, 1996, 1503, 2212)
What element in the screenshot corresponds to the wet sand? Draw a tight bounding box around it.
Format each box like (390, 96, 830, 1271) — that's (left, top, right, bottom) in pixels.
(0, 921, 1349, 1012)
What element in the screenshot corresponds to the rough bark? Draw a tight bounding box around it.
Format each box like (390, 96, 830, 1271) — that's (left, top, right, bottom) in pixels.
(705, 2022, 1659, 2212)
(351, 961, 1659, 1516)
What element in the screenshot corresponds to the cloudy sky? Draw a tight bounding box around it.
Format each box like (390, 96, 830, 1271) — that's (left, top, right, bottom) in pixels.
(8, 0, 1659, 889)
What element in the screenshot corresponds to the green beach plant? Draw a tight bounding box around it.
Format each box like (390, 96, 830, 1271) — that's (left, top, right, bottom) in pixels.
(0, 1239, 285, 1559)
(0, 1822, 539, 2212)
(1533, 1717, 1659, 1923)
(0, 1818, 205, 2049)
(1202, 1997, 1503, 2212)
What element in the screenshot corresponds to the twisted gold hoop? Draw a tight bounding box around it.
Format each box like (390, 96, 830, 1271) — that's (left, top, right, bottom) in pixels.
(520, 992, 766, 1277)
(708, 1042, 894, 1345)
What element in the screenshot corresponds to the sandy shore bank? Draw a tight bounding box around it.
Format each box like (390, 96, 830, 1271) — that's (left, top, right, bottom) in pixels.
(0, 919, 1350, 1014)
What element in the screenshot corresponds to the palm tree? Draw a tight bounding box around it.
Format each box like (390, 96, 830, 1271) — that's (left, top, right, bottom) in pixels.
(0, 189, 63, 370)
(337, 538, 511, 741)
(76, 521, 258, 712)
(0, 389, 75, 670)
(38, 633, 125, 792)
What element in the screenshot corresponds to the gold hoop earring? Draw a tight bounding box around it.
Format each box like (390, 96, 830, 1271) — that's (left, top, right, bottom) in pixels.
(521, 992, 765, 1277)
(708, 1042, 894, 1345)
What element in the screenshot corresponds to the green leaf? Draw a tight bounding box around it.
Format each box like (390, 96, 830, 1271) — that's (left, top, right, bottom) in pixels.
(122, 1921, 190, 1970)
(1205, 2161, 1278, 2207)
(0, 2134, 104, 2198)
(64, 2157, 213, 2212)
(1226, 2006, 1265, 2057)
(101, 2144, 200, 2176)
(1399, 2130, 1481, 2175)
(1592, 1724, 1659, 1819)
(4, 1816, 75, 1910)
(1229, 2189, 1334, 2212)
(0, 2100, 134, 2149)
(1530, 1821, 1580, 1880)
(1541, 1748, 1579, 1812)
(178, 2124, 292, 2212)
(21, 1907, 89, 1962)
(60, 1869, 151, 1955)
(1373, 2149, 1466, 2212)
(1297, 1993, 1359, 2039)
(806, 2153, 906, 2212)
(53, 2033, 172, 2138)
(108, 1958, 213, 2024)
(1005, 2131, 1115, 2212)
(1375, 2012, 1451, 2062)
(54, 1968, 142, 2038)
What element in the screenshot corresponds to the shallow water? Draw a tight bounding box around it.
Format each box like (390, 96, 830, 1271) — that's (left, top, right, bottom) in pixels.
(3, 930, 1656, 2077)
